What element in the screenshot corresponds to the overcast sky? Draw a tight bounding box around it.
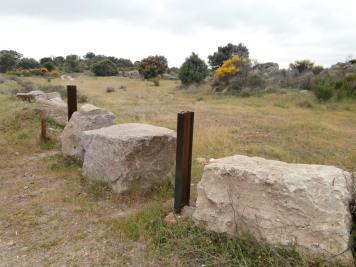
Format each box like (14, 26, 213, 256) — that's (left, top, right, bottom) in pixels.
(0, 0, 355, 67)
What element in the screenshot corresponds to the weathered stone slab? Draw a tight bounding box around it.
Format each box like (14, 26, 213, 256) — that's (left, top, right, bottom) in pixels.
(60, 104, 116, 161)
(34, 96, 67, 126)
(193, 155, 353, 264)
(82, 123, 176, 194)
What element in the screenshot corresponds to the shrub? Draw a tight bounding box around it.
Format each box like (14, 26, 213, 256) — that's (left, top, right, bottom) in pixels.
(215, 55, 251, 82)
(208, 43, 249, 70)
(138, 55, 168, 79)
(152, 76, 160, 86)
(92, 60, 118, 76)
(289, 59, 314, 73)
(312, 65, 324, 75)
(312, 78, 335, 101)
(106, 86, 115, 93)
(78, 93, 88, 103)
(178, 53, 208, 85)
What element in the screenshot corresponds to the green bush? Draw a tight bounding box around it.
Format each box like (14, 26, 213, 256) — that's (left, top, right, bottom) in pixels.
(178, 53, 208, 85)
(312, 65, 324, 75)
(138, 55, 168, 79)
(152, 76, 160, 86)
(92, 60, 118, 76)
(289, 59, 314, 73)
(312, 78, 335, 101)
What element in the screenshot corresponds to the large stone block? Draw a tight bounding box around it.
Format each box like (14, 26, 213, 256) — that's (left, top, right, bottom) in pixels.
(82, 123, 176, 194)
(193, 155, 353, 264)
(34, 96, 67, 126)
(60, 104, 116, 161)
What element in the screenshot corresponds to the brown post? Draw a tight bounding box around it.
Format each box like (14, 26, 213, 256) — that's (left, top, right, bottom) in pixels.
(67, 85, 77, 121)
(41, 118, 47, 140)
(174, 111, 194, 213)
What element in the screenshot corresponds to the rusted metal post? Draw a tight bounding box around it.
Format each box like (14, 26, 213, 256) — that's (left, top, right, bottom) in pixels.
(41, 117, 47, 141)
(67, 85, 77, 121)
(174, 111, 194, 213)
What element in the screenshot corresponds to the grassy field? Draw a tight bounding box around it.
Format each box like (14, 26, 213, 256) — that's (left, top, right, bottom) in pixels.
(0, 74, 355, 266)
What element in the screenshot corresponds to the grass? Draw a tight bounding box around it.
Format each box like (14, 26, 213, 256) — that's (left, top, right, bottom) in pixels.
(113, 203, 347, 267)
(0, 73, 355, 266)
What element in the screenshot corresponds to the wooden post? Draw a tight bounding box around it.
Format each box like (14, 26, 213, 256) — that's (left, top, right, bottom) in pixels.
(67, 85, 77, 121)
(41, 117, 47, 141)
(174, 111, 194, 213)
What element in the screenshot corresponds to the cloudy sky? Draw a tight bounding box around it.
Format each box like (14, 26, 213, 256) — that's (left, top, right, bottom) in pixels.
(0, 0, 355, 67)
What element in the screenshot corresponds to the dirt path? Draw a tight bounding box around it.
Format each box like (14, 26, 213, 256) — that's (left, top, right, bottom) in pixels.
(0, 150, 152, 266)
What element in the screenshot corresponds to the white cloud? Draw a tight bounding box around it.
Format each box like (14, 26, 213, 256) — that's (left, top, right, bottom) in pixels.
(0, 0, 355, 67)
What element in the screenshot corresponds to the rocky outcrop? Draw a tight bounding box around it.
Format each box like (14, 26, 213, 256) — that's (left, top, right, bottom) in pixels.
(117, 70, 141, 79)
(193, 155, 353, 264)
(16, 90, 45, 102)
(253, 63, 279, 75)
(60, 104, 116, 161)
(81, 123, 176, 194)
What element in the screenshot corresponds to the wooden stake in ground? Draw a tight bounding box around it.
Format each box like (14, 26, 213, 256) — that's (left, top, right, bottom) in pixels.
(67, 85, 77, 121)
(41, 117, 47, 141)
(174, 111, 194, 214)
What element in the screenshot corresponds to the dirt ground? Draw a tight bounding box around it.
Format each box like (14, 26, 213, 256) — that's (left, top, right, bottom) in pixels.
(0, 148, 160, 266)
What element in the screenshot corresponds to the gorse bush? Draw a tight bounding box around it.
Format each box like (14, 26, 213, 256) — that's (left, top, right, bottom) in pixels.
(208, 43, 249, 70)
(289, 59, 314, 73)
(92, 60, 118, 76)
(138, 55, 168, 79)
(178, 53, 208, 85)
(215, 55, 251, 82)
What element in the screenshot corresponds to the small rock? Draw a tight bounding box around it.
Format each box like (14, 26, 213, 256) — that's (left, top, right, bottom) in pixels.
(164, 212, 177, 226)
(15, 152, 20, 156)
(24, 186, 29, 190)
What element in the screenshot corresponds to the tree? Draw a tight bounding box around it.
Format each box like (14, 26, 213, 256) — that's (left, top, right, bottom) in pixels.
(53, 56, 65, 69)
(64, 54, 81, 72)
(92, 59, 118, 76)
(0, 50, 22, 73)
(208, 43, 249, 70)
(138, 55, 168, 79)
(178, 53, 208, 85)
(17, 58, 40, 69)
(84, 52, 96, 60)
(289, 59, 314, 73)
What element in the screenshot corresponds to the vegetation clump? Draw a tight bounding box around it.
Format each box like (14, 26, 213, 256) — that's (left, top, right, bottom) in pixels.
(138, 55, 168, 79)
(178, 53, 208, 85)
(92, 59, 118, 76)
(208, 43, 249, 70)
(289, 59, 314, 73)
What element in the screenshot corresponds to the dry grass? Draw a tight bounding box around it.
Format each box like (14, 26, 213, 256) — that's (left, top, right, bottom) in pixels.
(0, 74, 355, 266)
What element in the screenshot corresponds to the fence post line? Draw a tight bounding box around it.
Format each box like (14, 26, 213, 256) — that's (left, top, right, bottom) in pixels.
(67, 85, 77, 121)
(174, 111, 194, 214)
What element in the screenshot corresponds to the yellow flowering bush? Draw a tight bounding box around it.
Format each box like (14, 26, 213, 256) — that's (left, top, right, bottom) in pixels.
(214, 55, 250, 81)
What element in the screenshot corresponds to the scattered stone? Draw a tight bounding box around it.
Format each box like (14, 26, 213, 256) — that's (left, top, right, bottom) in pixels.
(15, 152, 19, 156)
(193, 155, 353, 264)
(60, 104, 116, 161)
(81, 123, 176, 194)
(16, 90, 44, 102)
(164, 212, 177, 226)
